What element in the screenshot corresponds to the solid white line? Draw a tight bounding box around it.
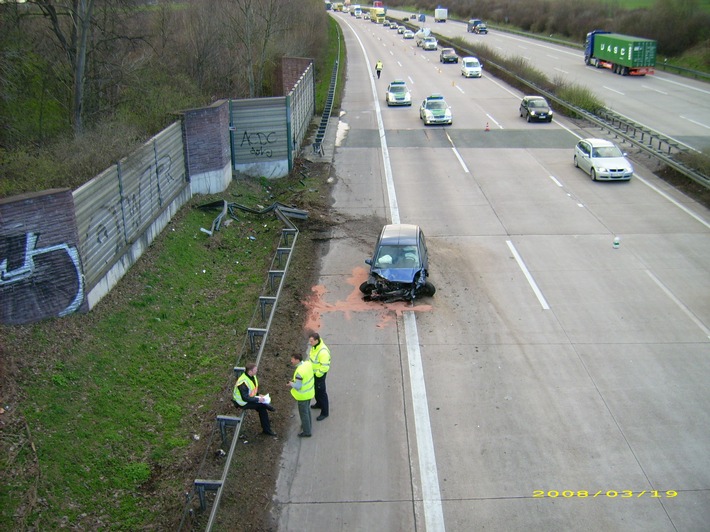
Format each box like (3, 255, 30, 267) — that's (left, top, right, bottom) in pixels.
(446, 131, 469, 173)
(680, 115, 710, 130)
(548, 175, 563, 187)
(645, 270, 710, 339)
(404, 312, 446, 531)
(633, 175, 710, 229)
(506, 240, 551, 310)
(348, 17, 446, 530)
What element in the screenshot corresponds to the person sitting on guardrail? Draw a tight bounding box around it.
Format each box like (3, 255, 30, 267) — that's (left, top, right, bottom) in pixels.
(233, 362, 276, 436)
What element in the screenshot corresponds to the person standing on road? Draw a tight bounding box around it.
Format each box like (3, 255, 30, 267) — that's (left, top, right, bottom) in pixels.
(308, 332, 330, 421)
(233, 363, 276, 437)
(287, 353, 315, 437)
(375, 60, 383, 79)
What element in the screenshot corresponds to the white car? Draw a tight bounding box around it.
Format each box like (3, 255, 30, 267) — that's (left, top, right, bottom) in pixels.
(385, 80, 412, 106)
(421, 37, 438, 50)
(460, 56, 482, 78)
(574, 138, 634, 181)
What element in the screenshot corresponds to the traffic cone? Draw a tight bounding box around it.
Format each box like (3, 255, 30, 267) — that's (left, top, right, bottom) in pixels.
(485, 122, 490, 132)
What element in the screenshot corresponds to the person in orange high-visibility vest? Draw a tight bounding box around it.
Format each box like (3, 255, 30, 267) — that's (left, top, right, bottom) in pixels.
(308, 332, 331, 421)
(233, 362, 276, 436)
(287, 353, 315, 437)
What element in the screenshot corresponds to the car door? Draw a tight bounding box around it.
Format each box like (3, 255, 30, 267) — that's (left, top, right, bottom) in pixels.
(576, 141, 592, 174)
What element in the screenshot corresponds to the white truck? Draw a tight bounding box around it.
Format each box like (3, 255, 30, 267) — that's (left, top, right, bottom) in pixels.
(434, 8, 448, 23)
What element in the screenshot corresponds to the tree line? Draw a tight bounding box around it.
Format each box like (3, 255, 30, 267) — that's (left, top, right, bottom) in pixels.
(0, 0, 329, 150)
(391, 0, 710, 57)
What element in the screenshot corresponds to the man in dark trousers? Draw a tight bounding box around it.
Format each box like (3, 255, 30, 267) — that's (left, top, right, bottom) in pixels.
(375, 60, 383, 79)
(308, 332, 331, 421)
(233, 362, 276, 436)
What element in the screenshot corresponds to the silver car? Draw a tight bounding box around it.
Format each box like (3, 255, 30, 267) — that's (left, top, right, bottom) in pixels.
(574, 138, 634, 181)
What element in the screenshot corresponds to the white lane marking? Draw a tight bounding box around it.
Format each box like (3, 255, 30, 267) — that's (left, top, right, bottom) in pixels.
(646, 270, 710, 339)
(602, 85, 625, 95)
(486, 114, 503, 129)
(348, 16, 446, 531)
(554, 67, 568, 74)
(548, 175, 563, 187)
(633, 175, 710, 229)
(642, 84, 668, 95)
(506, 240, 551, 310)
(654, 75, 710, 95)
(445, 131, 469, 173)
(408, 76, 415, 84)
(404, 312, 447, 531)
(680, 115, 710, 130)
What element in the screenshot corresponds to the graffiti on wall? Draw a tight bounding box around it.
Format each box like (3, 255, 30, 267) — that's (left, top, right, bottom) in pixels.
(0, 232, 85, 324)
(240, 131, 277, 158)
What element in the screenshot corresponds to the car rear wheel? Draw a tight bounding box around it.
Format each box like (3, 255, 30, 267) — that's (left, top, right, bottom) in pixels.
(573, 155, 579, 168)
(359, 282, 375, 295)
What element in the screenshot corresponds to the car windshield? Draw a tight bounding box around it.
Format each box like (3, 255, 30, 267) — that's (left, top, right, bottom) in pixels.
(389, 86, 407, 94)
(529, 100, 547, 108)
(593, 146, 623, 158)
(426, 101, 446, 110)
(375, 246, 420, 268)
(465, 60, 479, 67)
(442, 49, 454, 54)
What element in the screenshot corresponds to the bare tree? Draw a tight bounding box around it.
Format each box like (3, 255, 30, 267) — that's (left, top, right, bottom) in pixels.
(221, 0, 289, 97)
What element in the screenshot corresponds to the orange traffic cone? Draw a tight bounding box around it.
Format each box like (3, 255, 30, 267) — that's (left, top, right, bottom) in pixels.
(485, 122, 490, 131)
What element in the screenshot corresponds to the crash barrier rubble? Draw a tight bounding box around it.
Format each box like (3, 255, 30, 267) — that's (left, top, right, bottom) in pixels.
(176, 202, 306, 531)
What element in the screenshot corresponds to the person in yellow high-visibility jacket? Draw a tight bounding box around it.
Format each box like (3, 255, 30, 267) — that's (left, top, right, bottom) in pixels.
(375, 60, 383, 79)
(233, 362, 276, 436)
(287, 353, 315, 437)
(308, 332, 331, 420)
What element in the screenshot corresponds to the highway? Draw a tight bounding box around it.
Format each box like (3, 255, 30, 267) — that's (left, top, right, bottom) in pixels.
(386, 10, 710, 152)
(274, 12, 710, 531)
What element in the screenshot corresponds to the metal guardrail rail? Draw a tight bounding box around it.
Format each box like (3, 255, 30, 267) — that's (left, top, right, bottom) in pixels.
(176, 204, 306, 531)
(431, 32, 710, 190)
(312, 25, 341, 156)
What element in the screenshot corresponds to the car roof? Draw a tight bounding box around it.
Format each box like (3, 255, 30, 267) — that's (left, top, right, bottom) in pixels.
(523, 95, 547, 102)
(462, 56, 480, 62)
(389, 80, 407, 86)
(582, 138, 615, 148)
(425, 93, 445, 100)
(379, 224, 421, 246)
(441, 47, 455, 52)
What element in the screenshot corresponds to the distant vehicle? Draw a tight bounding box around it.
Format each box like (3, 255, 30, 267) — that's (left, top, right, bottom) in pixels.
(434, 8, 448, 22)
(360, 224, 435, 302)
(385, 80, 412, 106)
(519, 96, 553, 123)
(397, 25, 406, 34)
(439, 48, 458, 63)
(574, 138, 634, 181)
(585, 31, 656, 76)
(403, 30, 414, 39)
(460, 56, 482, 77)
(382, 20, 391, 28)
(422, 36, 438, 50)
(419, 94, 452, 125)
(467, 19, 484, 32)
(474, 23, 488, 34)
(415, 27, 431, 46)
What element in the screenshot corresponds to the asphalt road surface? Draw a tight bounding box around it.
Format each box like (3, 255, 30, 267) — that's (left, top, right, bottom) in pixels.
(274, 12, 710, 532)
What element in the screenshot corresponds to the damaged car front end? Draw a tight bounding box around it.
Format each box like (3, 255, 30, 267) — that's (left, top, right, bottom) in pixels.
(360, 224, 435, 303)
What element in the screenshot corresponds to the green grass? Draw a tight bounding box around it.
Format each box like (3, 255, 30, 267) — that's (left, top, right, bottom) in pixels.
(0, 174, 322, 528)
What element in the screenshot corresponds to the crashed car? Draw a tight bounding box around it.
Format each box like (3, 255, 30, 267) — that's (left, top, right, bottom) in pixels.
(360, 224, 435, 302)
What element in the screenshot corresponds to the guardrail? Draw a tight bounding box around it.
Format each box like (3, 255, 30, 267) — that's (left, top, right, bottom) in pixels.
(176, 203, 307, 531)
(431, 32, 710, 190)
(313, 25, 342, 156)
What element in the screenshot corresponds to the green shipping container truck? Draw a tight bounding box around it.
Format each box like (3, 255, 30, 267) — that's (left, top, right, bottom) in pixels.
(584, 31, 656, 76)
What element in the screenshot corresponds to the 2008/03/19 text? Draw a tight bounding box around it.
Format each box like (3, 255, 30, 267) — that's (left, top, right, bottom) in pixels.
(533, 490, 678, 498)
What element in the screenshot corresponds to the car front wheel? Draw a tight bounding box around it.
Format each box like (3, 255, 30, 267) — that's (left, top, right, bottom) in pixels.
(418, 282, 436, 297)
(359, 282, 375, 295)
(526, 113, 532, 123)
(591, 169, 597, 181)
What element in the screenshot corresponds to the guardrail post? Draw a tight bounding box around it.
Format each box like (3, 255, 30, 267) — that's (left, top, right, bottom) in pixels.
(268, 270, 285, 292)
(259, 296, 276, 320)
(247, 328, 267, 353)
(276, 247, 291, 268)
(216, 414, 243, 447)
(194, 479, 223, 511)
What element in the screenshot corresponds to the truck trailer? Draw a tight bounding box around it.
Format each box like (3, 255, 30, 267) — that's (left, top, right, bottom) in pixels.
(584, 31, 656, 76)
(434, 8, 448, 22)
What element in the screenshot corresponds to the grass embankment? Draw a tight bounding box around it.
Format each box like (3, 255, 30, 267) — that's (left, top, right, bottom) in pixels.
(0, 15, 344, 530)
